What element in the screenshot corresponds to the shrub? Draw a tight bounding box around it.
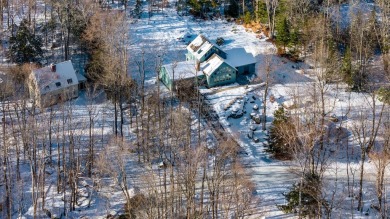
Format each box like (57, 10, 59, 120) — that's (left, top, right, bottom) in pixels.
(278, 172, 322, 217)
(243, 11, 252, 25)
(266, 107, 297, 160)
(216, 37, 225, 46)
(378, 87, 390, 104)
(124, 194, 147, 219)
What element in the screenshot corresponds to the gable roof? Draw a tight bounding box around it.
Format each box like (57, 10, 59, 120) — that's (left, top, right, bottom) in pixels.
(32, 60, 78, 95)
(186, 34, 216, 60)
(225, 48, 256, 67)
(201, 54, 236, 76)
(162, 60, 203, 81)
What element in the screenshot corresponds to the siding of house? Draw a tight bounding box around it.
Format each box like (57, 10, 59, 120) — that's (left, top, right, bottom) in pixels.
(28, 74, 39, 103)
(206, 62, 236, 87)
(159, 66, 173, 90)
(186, 52, 196, 61)
(29, 76, 79, 108)
(160, 66, 206, 91)
(40, 85, 78, 107)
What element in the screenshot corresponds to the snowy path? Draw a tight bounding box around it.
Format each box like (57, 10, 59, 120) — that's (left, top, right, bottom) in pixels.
(201, 83, 298, 218)
(245, 146, 296, 218)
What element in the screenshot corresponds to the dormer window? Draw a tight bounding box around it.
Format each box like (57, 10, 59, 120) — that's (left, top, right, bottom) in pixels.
(67, 78, 73, 84)
(55, 82, 61, 87)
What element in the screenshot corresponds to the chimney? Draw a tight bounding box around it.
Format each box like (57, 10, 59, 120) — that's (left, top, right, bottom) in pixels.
(195, 61, 200, 71)
(50, 64, 56, 72)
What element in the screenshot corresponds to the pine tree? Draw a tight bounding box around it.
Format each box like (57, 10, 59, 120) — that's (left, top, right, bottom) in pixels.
(188, 0, 202, 15)
(278, 172, 322, 217)
(9, 19, 43, 64)
(378, 87, 390, 104)
(266, 107, 294, 160)
(256, 1, 268, 23)
(275, 17, 290, 52)
(341, 46, 353, 86)
(243, 11, 252, 24)
(226, 0, 239, 18)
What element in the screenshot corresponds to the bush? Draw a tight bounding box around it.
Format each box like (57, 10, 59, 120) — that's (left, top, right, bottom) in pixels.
(124, 194, 147, 219)
(266, 107, 297, 160)
(278, 172, 322, 217)
(378, 87, 390, 104)
(243, 11, 251, 25)
(216, 37, 225, 46)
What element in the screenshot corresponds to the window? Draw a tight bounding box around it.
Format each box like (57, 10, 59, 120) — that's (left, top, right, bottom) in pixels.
(67, 78, 73, 84)
(55, 82, 61, 87)
(44, 85, 50, 90)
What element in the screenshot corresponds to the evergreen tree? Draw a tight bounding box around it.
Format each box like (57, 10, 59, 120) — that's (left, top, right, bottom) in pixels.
(278, 172, 322, 217)
(9, 19, 43, 64)
(275, 17, 290, 52)
(341, 46, 353, 86)
(226, 0, 239, 18)
(188, 0, 202, 15)
(266, 107, 295, 160)
(256, 1, 268, 24)
(378, 87, 390, 104)
(243, 11, 252, 24)
(289, 28, 299, 48)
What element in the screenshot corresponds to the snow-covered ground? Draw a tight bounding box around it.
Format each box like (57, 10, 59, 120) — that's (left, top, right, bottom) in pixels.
(200, 84, 296, 217)
(127, 6, 304, 216)
(127, 3, 390, 217)
(330, 0, 377, 29)
(200, 79, 389, 218)
(2, 0, 390, 218)
(128, 3, 274, 87)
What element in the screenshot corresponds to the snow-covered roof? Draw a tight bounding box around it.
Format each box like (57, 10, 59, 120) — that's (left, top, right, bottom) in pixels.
(225, 48, 256, 68)
(186, 34, 215, 60)
(76, 73, 87, 83)
(162, 60, 202, 81)
(201, 54, 236, 76)
(32, 60, 79, 95)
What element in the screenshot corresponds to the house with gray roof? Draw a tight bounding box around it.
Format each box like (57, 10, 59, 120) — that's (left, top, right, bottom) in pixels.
(28, 60, 81, 107)
(160, 34, 256, 90)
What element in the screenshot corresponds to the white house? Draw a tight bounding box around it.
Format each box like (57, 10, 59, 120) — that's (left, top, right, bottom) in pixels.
(28, 60, 80, 108)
